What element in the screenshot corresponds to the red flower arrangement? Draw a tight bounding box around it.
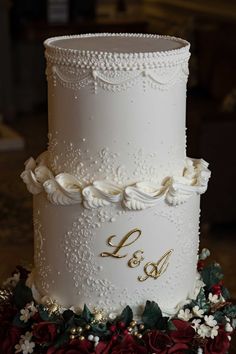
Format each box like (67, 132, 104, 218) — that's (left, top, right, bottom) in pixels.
(0, 255, 235, 354)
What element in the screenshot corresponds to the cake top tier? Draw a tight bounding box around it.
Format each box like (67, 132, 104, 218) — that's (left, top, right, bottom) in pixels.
(44, 33, 190, 70)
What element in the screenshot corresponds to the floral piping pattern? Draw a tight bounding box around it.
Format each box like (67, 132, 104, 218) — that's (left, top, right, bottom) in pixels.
(21, 152, 211, 210)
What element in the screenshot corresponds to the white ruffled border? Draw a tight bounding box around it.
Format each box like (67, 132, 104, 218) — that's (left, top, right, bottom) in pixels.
(20, 152, 211, 210)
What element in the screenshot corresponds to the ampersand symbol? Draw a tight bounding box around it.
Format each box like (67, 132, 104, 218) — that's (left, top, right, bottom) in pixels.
(128, 250, 144, 268)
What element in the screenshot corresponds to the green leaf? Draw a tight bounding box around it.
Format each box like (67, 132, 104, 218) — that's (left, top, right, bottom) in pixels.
(13, 280, 33, 310)
(167, 320, 177, 331)
(90, 323, 110, 337)
(142, 301, 162, 329)
(192, 288, 209, 312)
(118, 305, 133, 325)
(38, 304, 51, 321)
(63, 309, 74, 322)
(213, 310, 225, 324)
(223, 305, 236, 318)
(201, 264, 224, 290)
(54, 332, 69, 348)
(221, 286, 231, 300)
(156, 316, 169, 330)
(81, 304, 92, 322)
(63, 309, 76, 329)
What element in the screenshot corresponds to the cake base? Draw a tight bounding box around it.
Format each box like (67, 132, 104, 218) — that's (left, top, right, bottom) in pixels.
(0, 250, 235, 354)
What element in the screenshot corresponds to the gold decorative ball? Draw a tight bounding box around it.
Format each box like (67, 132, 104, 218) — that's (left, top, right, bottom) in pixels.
(70, 334, 76, 340)
(70, 327, 77, 335)
(139, 324, 145, 330)
(127, 327, 133, 332)
(129, 321, 137, 327)
(77, 327, 83, 333)
(85, 324, 91, 330)
(79, 336, 85, 341)
(137, 333, 143, 339)
(130, 320, 137, 327)
(133, 331, 138, 336)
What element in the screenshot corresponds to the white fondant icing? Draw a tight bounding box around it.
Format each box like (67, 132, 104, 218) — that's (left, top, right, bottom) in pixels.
(32, 193, 201, 313)
(21, 34, 211, 313)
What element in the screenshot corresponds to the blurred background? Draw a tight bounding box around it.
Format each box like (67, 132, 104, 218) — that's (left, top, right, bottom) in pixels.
(0, 0, 235, 316)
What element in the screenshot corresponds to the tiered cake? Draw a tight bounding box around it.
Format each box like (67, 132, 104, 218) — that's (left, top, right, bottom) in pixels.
(21, 33, 211, 315)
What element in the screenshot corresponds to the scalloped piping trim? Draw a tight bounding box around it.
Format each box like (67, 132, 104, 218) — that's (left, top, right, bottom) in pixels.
(20, 152, 211, 210)
(46, 61, 189, 93)
(44, 33, 190, 70)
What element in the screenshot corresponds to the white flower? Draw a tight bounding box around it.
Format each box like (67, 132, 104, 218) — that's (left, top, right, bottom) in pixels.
(210, 325, 219, 338)
(15, 344, 22, 353)
(20, 309, 31, 323)
(178, 308, 193, 321)
(208, 293, 220, 304)
(26, 302, 38, 316)
(225, 323, 233, 332)
(204, 315, 217, 327)
(192, 306, 204, 318)
(108, 312, 117, 320)
(20, 303, 38, 324)
(199, 248, 210, 260)
(197, 324, 211, 338)
(15, 333, 35, 354)
(21, 340, 35, 354)
(191, 319, 201, 330)
(21, 332, 32, 341)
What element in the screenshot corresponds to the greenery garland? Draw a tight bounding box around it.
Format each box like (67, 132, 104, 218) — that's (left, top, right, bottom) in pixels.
(0, 249, 235, 354)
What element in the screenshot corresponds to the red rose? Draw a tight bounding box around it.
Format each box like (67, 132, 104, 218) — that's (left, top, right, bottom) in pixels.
(111, 335, 148, 354)
(95, 340, 114, 354)
(168, 343, 189, 353)
(33, 321, 58, 344)
(204, 329, 230, 354)
(47, 338, 94, 354)
(170, 319, 195, 344)
(0, 325, 22, 354)
(144, 330, 172, 353)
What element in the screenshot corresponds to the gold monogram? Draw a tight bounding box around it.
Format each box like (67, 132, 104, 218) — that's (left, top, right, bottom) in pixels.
(100, 228, 142, 258)
(128, 250, 144, 268)
(138, 249, 173, 282)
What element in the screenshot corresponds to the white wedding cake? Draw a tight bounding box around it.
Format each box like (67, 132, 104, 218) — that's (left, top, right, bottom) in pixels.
(21, 33, 211, 315)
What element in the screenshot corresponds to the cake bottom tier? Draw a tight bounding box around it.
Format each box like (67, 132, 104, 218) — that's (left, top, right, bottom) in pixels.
(32, 193, 200, 315)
